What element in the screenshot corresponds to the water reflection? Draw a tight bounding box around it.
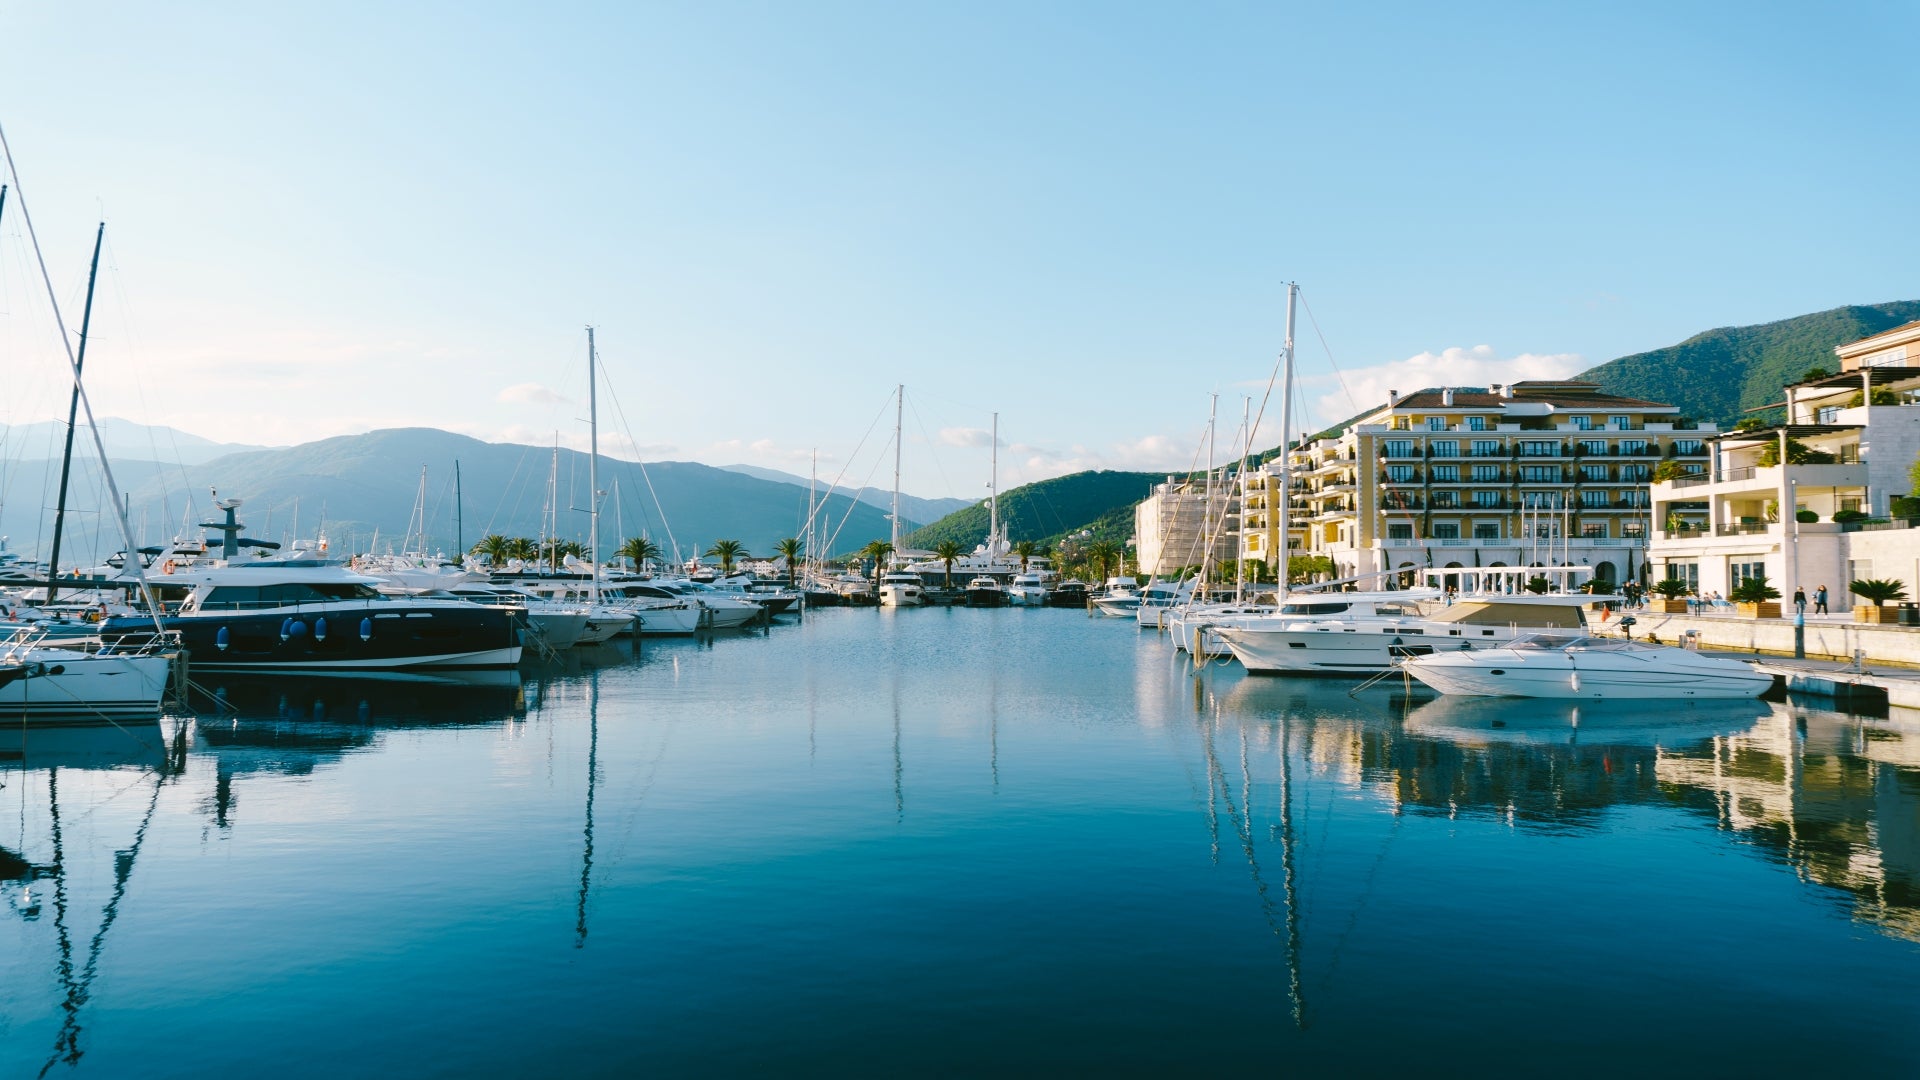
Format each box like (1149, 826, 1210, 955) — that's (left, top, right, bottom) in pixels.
(3, 721, 189, 1076)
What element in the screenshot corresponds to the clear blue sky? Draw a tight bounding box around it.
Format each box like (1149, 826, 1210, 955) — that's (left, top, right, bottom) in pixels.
(3, 2, 1915, 497)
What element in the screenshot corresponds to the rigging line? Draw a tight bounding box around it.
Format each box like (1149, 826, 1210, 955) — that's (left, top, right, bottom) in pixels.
(902, 393, 960, 521)
(1297, 287, 1361, 421)
(0, 121, 165, 634)
(596, 367, 681, 564)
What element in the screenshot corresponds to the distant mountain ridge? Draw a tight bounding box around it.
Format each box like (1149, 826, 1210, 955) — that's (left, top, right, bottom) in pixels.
(718, 464, 972, 529)
(1578, 302, 1920, 424)
(1, 428, 898, 564)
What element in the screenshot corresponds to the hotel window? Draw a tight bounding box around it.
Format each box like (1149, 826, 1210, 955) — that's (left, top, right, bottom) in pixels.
(1474, 522, 1501, 539)
(1387, 523, 1413, 540)
(1520, 465, 1560, 482)
(1431, 465, 1458, 482)
(1428, 416, 1447, 430)
(1580, 439, 1608, 456)
(1572, 415, 1591, 430)
(1471, 464, 1503, 482)
(1384, 439, 1416, 458)
(1431, 523, 1460, 539)
(1473, 490, 1502, 507)
(1519, 440, 1558, 457)
(1467, 416, 1487, 431)
(1471, 439, 1501, 457)
(1582, 464, 1609, 482)
(1431, 440, 1459, 458)
(1386, 465, 1416, 483)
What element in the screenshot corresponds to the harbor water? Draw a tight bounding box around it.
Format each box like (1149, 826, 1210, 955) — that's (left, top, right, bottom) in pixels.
(5, 608, 1919, 1075)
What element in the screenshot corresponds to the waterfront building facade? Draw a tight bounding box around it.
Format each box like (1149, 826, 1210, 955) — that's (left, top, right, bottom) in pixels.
(1134, 475, 1237, 577)
(1648, 321, 1920, 603)
(1267, 381, 1708, 587)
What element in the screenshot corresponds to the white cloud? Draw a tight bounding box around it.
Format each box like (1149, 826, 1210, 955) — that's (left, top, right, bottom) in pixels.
(1299, 345, 1588, 427)
(497, 383, 570, 407)
(939, 426, 997, 449)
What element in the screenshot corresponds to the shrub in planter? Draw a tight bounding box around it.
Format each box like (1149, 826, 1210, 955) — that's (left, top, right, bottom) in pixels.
(1851, 578, 1908, 623)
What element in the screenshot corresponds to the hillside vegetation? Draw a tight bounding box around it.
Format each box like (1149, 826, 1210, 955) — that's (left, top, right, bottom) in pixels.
(1580, 302, 1920, 424)
(903, 470, 1159, 550)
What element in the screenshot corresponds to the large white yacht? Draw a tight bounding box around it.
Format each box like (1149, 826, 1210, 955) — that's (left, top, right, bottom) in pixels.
(1212, 568, 1611, 677)
(1402, 633, 1774, 700)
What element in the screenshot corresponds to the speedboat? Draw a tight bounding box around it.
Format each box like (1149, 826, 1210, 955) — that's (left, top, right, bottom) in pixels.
(1402, 633, 1775, 700)
(879, 571, 927, 607)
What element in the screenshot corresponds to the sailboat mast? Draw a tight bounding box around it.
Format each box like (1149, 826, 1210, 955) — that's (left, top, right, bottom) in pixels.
(45, 222, 104, 604)
(1277, 282, 1297, 602)
(989, 411, 999, 555)
(891, 384, 903, 556)
(587, 327, 600, 604)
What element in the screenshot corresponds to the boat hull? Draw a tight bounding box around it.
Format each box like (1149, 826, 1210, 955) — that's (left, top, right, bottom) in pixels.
(102, 602, 523, 671)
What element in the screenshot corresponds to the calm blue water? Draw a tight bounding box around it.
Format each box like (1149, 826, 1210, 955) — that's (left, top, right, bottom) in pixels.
(4, 608, 1918, 1076)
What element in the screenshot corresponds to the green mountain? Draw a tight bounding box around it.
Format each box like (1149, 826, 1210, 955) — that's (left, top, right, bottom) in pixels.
(1579, 302, 1920, 424)
(4, 428, 900, 564)
(903, 469, 1159, 550)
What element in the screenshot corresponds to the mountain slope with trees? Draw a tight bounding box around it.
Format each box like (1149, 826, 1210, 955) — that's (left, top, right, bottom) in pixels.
(1579, 302, 1920, 424)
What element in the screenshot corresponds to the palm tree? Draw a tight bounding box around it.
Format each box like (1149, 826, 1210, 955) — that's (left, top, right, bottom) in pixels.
(860, 539, 895, 586)
(506, 536, 538, 563)
(1086, 539, 1121, 583)
(932, 539, 964, 589)
(706, 539, 748, 575)
(617, 536, 661, 571)
(470, 533, 511, 568)
(773, 537, 803, 585)
(1013, 539, 1036, 571)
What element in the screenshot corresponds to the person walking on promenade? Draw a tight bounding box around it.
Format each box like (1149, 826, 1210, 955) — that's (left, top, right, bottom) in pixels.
(1814, 584, 1829, 615)
(1793, 586, 1807, 616)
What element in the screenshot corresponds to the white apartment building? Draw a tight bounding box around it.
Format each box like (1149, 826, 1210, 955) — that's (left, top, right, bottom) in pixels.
(1648, 321, 1920, 604)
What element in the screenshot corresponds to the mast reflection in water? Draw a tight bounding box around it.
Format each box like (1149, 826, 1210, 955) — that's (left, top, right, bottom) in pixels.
(3, 613, 1919, 1076)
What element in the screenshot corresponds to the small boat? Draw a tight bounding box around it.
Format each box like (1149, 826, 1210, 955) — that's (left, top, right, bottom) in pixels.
(1089, 577, 1142, 617)
(1402, 633, 1774, 700)
(965, 576, 1008, 607)
(878, 571, 926, 608)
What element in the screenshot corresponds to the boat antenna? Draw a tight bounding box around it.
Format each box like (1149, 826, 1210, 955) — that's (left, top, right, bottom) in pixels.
(44, 221, 103, 604)
(0, 124, 165, 633)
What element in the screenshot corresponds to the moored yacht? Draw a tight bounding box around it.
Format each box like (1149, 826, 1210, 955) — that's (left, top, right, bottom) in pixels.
(879, 570, 926, 607)
(1402, 634, 1774, 700)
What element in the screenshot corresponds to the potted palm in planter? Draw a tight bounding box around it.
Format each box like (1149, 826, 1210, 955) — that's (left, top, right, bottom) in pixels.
(1729, 574, 1781, 619)
(1651, 577, 1692, 614)
(1850, 579, 1908, 624)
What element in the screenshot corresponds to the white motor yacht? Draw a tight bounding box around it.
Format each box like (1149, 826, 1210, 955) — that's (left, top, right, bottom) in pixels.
(879, 571, 927, 607)
(1089, 577, 1143, 617)
(1402, 633, 1775, 700)
(1212, 564, 1620, 677)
